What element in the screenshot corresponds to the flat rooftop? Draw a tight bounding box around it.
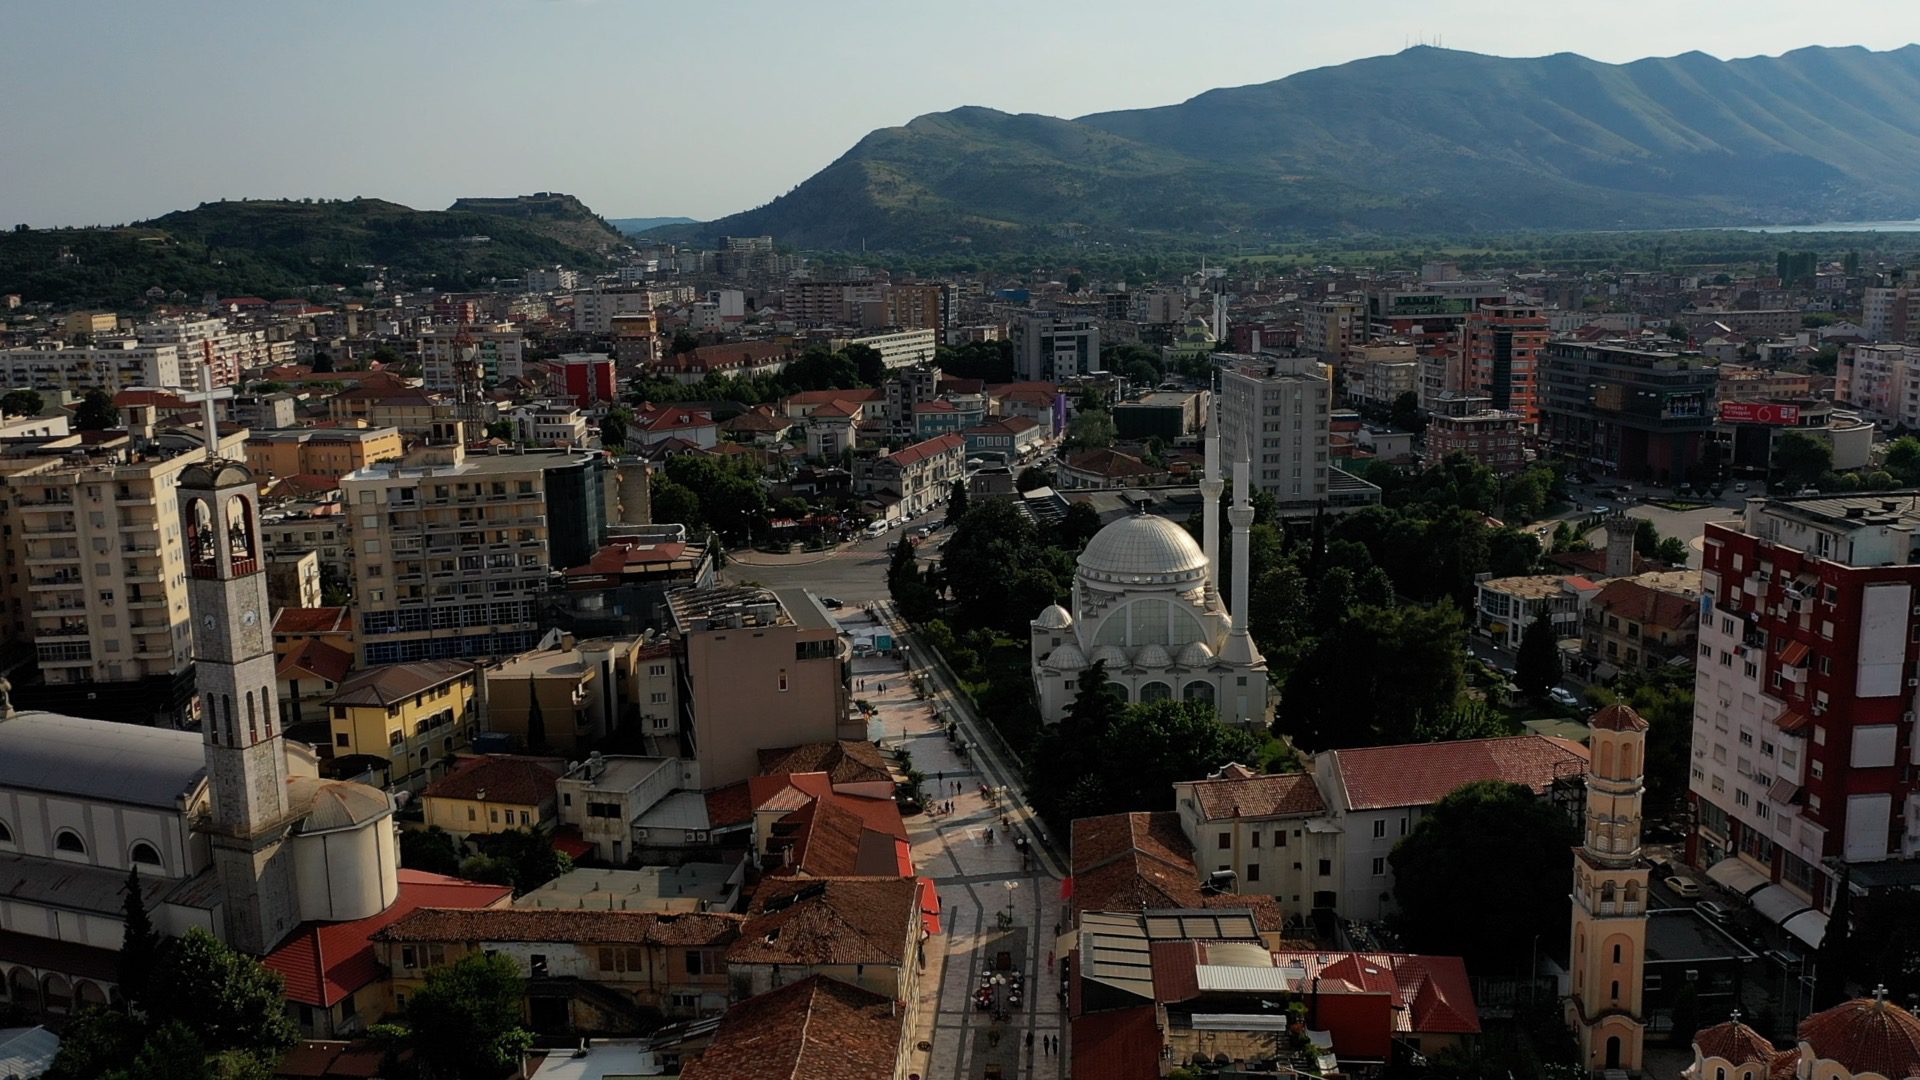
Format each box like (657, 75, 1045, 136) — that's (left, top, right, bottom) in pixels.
(666, 584, 792, 632)
(1645, 907, 1756, 964)
(515, 863, 739, 913)
(1759, 491, 1920, 530)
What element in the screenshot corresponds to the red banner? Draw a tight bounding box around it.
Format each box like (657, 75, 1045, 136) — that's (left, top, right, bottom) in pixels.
(1719, 401, 1801, 425)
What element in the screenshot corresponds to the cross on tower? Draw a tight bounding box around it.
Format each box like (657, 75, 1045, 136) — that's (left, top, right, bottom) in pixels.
(177, 365, 234, 461)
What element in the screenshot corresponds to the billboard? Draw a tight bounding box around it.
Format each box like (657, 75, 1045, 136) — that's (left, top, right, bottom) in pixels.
(1719, 401, 1801, 425)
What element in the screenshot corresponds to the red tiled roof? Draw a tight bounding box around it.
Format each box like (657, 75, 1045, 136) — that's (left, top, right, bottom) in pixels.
(1068, 812, 1285, 929)
(113, 388, 188, 408)
(634, 402, 716, 431)
(705, 781, 754, 828)
(1270, 951, 1482, 1036)
(809, 400, 861, 419)
(372, 906, 742, 946)
(277, 637, 354, 685)
(262, 870, 512, 1007)
(1065, 448, 1162, 480)
(784, 388, 884, 406)
(679, 975, 904, 1080)
(1589, 576, 1700, 630)
(274, 607, 352, 635)
(1186, 767, 1326, 820)
(757, 741, 893, 786)
(420, 755, 561, 808)
(1588, 703, 1649, 733)
(264, 474, 343, 498)
(1798, 997, 1920, 1078)
(728, 877, 918, 967)
(1695, 1020, 1778, 1065)
(965, 416, 1041, 436)
(1328, 735, 1588, 811)
(1070, 1006, 1162, 1080)
(884, 433, 964, 469)
(563, 539, 692, 578)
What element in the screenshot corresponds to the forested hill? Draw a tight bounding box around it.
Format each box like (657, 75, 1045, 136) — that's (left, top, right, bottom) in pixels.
(681, 44, 1920, 251)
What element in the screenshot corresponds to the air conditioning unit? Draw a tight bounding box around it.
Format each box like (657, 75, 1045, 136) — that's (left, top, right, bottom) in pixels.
(1909, 677, 1919, 688)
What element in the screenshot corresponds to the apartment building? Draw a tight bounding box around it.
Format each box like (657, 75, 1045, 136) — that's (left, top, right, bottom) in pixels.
(854, 433, 965, 519)
(340, 442, 607, 664)
(1473, 573, 1597, 646)
(135, 317, 290, 387)
(836, 329, 937, 372)
(1216, 353, 1331, 511)
(327, 659, 481, 790)
(572, 289, 661, 334)
(0, 340, 180, 393)
(260, 502, 349, 581)
(1300, 299, 1365, 362)
(1688, 495, 1920, 949)
(1424, 394, 1526, 474)
(1539, 340, 1718, 484)
(1367, 282, 1509, 345)
(1010, 313, 1100, 383)
(1863, 286, 1920, 345)
(1835, 343, 1920, 425)
(508, 401, 590, 448)
(882, 282, 948, 331)
(665, 586, 851, 789)
(1461, 303, 1549, 426)
(547, 353, 616, 408)
(524, 266, 579, 294)
(418, 325, 526, 390)
(1582, 571, 1703, 680)
(0, 429, 251, 724)
(244, 427, 404, 480)
(786, 276, 886, 324)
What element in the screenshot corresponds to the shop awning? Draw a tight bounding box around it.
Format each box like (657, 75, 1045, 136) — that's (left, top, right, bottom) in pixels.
(1783, 909, 1829, 950)
(1750, 884, 1812, 925)
(1778, 640, 1810, 666)
(1706, 857, 1770, 898)
(918, 876, 942, 936)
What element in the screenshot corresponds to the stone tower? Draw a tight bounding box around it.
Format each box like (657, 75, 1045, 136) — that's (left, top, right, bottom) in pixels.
(1604, 513, 1637, 578)
(1567, 703, 1651, 1074)
(180, 456, 300, 954)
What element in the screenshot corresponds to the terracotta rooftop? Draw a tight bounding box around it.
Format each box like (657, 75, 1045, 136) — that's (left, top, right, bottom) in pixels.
(728, 877, 920, 967)
(328, 659, 473, 709)
(1798, 996, 1920, 1078)
(1069, 1006, 1162, 1080)
(420, 755, 562, 808)
(785, 387, 884, 406)
(272, 607, 352, 636)
(883, 433, 965, 469)
(1326, 735, 1588, 812)
(758, 741, 893, 786)
(277, 637, 354, 685)
(679, 975, 904, 1080)
(704, 781, 754, 828)
(1589, 703, 1649, 733)
(1589, 574, 1702, 629)
(1069, 812, 1284, 930)
(1185, 765, 1326, 820)
(1695, 1019, 1777, 1065)
(372, 906, 742, 947)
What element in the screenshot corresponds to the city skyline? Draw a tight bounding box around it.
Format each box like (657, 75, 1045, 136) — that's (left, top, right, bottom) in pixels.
(0, 0, 1915, 228)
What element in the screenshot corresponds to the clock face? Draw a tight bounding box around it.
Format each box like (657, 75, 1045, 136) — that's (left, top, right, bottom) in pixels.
(202, 614, 216, 631)
(242, 610, 258, 627)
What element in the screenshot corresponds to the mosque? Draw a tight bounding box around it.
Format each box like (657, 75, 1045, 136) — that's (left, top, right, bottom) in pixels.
(1030, 431, 1268, 724)
(0, 408, 404, 1025)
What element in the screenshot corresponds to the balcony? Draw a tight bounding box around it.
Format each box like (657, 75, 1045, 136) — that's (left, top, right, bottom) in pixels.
(28, 574, 84, 591)
(20, 522, 78, 537)
(34, 621, 90, 640)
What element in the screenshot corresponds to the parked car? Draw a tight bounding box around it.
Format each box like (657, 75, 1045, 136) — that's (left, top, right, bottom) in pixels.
(819, 596, 844, 609)
(1666, 876, 1702, 900)
(1735, 483, 1749, 493)
(1549, 687, 1580, 707)
(1593, 504, 1611, 514)
(1697, 900, 1731, 923)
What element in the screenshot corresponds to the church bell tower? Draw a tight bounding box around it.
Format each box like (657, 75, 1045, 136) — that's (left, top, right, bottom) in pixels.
(1567, 703, 1651, 1075)
(180, 449, 300, 954)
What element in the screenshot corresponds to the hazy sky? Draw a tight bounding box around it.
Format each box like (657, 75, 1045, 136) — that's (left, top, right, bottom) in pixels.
(3, 0, 1916, 227)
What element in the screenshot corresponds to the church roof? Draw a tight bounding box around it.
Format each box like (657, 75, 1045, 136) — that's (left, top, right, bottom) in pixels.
(294, 779, 393, 834)
(1695, 1020, 1777, 1065)
(1077, 513, 1207, 583)
(1798, 996, 1920, 1078)
(0, 712, 205, 809)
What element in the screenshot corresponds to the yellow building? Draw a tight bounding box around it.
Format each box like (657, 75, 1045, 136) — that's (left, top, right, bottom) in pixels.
(1567, 703, 1650, 1074)
(326, 659, 479, 790)
(244, 426, 404, 480)
(419, 754, 565, 842)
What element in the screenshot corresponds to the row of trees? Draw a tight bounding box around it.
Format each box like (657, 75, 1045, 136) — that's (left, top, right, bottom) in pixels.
(629, 344, 886, 407)
(650, 453, 772, 543)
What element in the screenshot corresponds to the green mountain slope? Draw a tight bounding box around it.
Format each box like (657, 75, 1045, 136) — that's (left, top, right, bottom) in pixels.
(609, 216, 701, 234)
(0, 195, 626, 308)
(689, 44, 1920, 250)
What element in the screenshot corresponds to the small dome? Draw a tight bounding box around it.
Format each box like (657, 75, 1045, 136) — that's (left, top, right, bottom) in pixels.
(297, 780, 394, 834)
(1177, 640, 1216, 668)
(1044, 643, 1088, 672)
(1799, 997, 1920, 1078)
(1089, 645, 1129, 670)
(1693, 1021, 1777, 1066)
(1034, 604, 1074, 630)
(178, 458, 255, 491)
(1078, 514, 1208, 585)
(1134, 644, 1173, 669)
(1589, 702, 1648, 732)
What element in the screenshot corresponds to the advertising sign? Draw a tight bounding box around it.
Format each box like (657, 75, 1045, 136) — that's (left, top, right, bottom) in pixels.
(1719, 401, 1801, 425)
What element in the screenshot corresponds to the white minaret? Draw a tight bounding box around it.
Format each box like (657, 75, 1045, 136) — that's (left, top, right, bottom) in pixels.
(1201, 427, 1223, 598)
(179, 390, 301, 954)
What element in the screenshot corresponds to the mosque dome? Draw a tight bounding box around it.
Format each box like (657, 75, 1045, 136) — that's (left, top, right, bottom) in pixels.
(1077, 514, 1209, 586)
(1044, 643, 1088, 672)
(1180, 316, 1217, 345)
(1034, 604, 1074, 630)
(1177, 640, 1216, 668)
(1134, 644, 1173, 669)
(1089, 644, 1130, 670)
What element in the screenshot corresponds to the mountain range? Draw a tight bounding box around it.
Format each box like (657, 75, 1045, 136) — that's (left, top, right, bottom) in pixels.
(672, 44, 1920, 251)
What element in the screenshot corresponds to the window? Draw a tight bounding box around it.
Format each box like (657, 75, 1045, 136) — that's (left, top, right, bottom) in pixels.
(1246, 864, 1260, 882)
(1218, 832, 1231, 850)
(129, 841, 161, 867)
(1318, 859, 1332, 877)
(1372, 819, 1386, 839)
(685, 950, 711, 975)
(54, 829, 85, 855)
(1371, 858, 1385, 876)
(335, 732, 349, 747)
(1250, 832, 1260, 849)
(1613, 944, 1622, 962)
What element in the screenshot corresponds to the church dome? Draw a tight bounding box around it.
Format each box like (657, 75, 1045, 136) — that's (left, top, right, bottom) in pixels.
(1177, 640, 1216, 668)
(1044, 643, 1088, 672)
(1034, 604, 1074, 630)
(296, 779, 394, 835)
(1799, 997, 1920, 1078)
(1134, 644, 1173, 669)
(1089, 644, 1130, 670)
(1078, 514, 1208, 586)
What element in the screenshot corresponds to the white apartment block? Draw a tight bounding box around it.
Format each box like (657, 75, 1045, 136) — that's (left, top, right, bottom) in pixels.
(844, 329, 938, 371)
(136, 318, 291, 387)
(1217, 353, 1331, 509)
(1835, 343, 1920, 426)
(573, 289, 662, 334)
(0, 340, 180, 392)
(1010, 314, 1101, 383)
(1863, 286, 1919, 344)
(525, 266, 579, 294)
(419, 325, 527, 390)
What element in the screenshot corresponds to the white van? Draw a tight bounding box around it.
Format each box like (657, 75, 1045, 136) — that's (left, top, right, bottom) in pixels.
(866, 520, 890, 536)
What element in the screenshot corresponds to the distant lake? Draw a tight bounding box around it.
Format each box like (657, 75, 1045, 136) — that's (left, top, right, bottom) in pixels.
(1732, 219, 1920, 233)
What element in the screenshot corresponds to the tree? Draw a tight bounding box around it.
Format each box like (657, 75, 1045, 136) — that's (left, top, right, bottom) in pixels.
(120, 866, 161, 1014)
(1390, 780, 1579, 969)
(470, 828, 571, 895)
(599, 410, 628, 448)
(1814, 866, 1853, 1010)
(400, 826, 464, 876)
(844, 343, 886, 386)
(1016, 466, 1052, 492)
(74, 388, 119, 430)
(650, 478, 700, 528)
(401, 952, 533, 1080)
(1655, 536, 1689, 564)
(887, 536, 937, 624)
(1771, 430, 1833, 492)
(1, 388, 44, 416)
(45, 1007, 139, 1080)
(1065, 408, 1116, 451)
(1515, 612, 1563, 698)
(947, 478, 969, 522)
(1283, 602, 1466, 749)
(1849, 888, 1920, 1003)
(310, 351, 335, 373)
(1389, 391, 1426, 433)
(484, 420, 514, 441)
(1886, 436, 1920, 487)
(670, 329, 700, 356)
(143, 929, 298, 1061)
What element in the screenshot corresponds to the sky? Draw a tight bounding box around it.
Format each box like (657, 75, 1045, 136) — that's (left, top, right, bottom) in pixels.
(3, 0, 1918, 228)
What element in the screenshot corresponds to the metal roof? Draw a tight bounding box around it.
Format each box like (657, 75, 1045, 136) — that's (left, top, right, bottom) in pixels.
(1194, 964, 1294, 994)
(0, 850, 178, 918)
(0, 711, 205, 809)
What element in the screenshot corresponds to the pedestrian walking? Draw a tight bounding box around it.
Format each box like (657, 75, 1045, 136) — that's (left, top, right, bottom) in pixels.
(1026, 1032, 1034, 1053)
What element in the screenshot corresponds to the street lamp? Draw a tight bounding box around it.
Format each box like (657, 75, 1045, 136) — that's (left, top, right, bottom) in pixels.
(1004, 880, 1020, 925)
